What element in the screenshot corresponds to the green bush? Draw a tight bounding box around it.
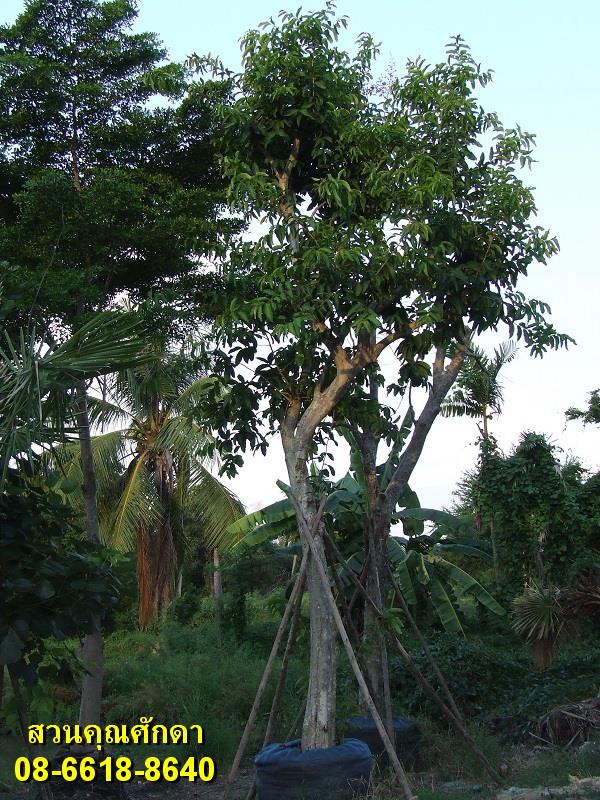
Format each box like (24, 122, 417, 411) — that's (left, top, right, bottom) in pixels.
(389, 631, 600, 736)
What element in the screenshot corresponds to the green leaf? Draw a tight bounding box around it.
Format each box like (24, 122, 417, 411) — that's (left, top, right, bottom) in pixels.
(0, 627, 24, 665)
(434, 557, 505, 616)
(429, 575, 464, 635)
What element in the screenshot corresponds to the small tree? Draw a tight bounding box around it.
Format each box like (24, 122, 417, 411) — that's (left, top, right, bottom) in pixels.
(441, 341, 517, 439)
(197, 7, 569, 748)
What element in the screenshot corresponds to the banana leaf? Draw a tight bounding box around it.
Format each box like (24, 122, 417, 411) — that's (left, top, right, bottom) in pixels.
(429, 574, 465, 635)
(434, 557, 505, 616)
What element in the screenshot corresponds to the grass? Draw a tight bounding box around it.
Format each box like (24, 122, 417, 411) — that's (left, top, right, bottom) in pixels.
(1, 615, 599, 799)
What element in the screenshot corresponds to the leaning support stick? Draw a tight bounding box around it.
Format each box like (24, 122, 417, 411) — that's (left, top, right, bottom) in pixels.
(245, 571, 306, 800)
(289, 494, 416, 800)
(322, 530, 502, 785)
(225, 549, 310, 798)
(386, 565, 465, 724)
(226, 497, 327, 798)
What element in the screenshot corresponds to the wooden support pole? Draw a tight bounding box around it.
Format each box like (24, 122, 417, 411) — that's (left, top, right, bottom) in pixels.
(245, 571, 306, 800)
(289, 495, 416, 800)
(322, 533, 502, 785)
(225, 550, 310, 797)
(226, 497, 327, 798)
(387, 565, 465, 725)
(263, 572, 305, 747)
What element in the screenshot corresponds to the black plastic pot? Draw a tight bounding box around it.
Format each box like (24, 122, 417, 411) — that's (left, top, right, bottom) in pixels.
(255, 738, 372, 800)
(341, 716, 421, 769)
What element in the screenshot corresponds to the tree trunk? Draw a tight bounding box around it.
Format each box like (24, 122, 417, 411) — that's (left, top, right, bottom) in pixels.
(363, 512, 394, 738)
(354, 394, 394, 737)
(213, 548, 224, 630)
(75, 382, 104, 728)
(284, 446, 337, 750)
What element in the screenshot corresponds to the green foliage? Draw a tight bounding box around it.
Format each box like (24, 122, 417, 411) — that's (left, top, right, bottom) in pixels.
(0, 0, 235, 329)
(220, 543, 295, 640)
(194, 5, 569, 477)
(0, 474, 120, 682)
(101, 621, 302, 764)
(567, 389, 600, 427)
(389, 631, 600, 735)
(464, 433, 596, 600)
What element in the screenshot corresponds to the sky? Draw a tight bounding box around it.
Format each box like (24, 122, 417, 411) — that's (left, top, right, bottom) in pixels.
(2, 0, 599, 513)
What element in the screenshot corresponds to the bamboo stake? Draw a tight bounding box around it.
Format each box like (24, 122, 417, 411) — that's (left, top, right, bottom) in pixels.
(245, 573, 306, 800)
(225, 550, 310, 797)
(386, 565, 465, 724)
(289, 495, 416, 800)
(322, 534, 502, 784)
(263, 573, 305, 746)
(226, 497, 327, 797)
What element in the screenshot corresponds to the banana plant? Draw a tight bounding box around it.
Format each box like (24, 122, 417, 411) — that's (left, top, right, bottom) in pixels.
(227, 461, 505, 635)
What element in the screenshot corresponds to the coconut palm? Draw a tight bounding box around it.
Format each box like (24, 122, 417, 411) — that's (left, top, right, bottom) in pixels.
(441, 340, 517, 584)
(52, 337, 244, 629)
(441, 341, 517, 439)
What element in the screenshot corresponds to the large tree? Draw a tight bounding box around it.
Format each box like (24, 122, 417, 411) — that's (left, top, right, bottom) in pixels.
(197, 7, 569, 749)
(0, 0, 233, 726)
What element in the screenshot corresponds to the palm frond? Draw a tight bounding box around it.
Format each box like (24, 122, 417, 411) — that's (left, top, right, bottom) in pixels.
(185, 466, 245, 550)
(108, 454, 163, 552)
(154, 415, 213, 463)
(0, 312, 149, 483)
(168, 375, 218, 418)
(86, 396, 133, 429)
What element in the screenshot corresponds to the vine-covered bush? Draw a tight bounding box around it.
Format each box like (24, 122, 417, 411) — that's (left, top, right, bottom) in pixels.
(389, 632, 600, 736)
(466, 434, 598, 600)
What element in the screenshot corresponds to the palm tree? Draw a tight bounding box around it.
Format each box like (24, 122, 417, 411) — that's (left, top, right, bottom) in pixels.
(442, 340, 517, 584)
(440, 341, 517, 440)
(52, 337, 244, 629)
(0, 309, 151, 731)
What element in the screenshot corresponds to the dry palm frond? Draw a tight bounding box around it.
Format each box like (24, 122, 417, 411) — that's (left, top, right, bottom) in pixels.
(537, 698, 600, 746)
(565, 572, 600, 619)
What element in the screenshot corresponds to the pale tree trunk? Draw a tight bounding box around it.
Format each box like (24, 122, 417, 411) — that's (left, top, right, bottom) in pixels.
(213, 548, 224, 630)
(75, 382, 104, 728)
(284, 441, 337, 750)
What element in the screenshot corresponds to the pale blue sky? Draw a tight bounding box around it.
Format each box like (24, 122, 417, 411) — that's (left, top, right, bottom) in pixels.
(2, 0, 599, 510)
